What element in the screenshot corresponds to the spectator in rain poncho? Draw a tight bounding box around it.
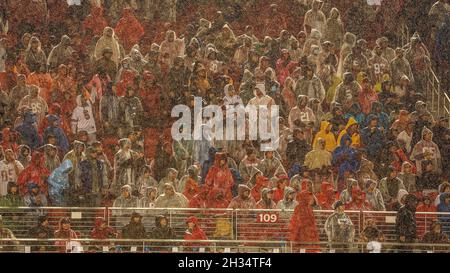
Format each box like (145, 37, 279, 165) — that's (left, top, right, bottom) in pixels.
(364, 179, 386, 211)
(228, 184, 256, 209)
(410, 127, 442, 176)
(48, 160, 73, 206)
(276, 186, 298, 210)
(95, 27, 121, 67)
(154, 183, 188, 208)
(138, 186, 158, 208)
(379, 166, 406, 209)
(160, 30, 185, 68)
(15, 110, 42, 151)
(43, 115, 70, 154)
(114, 7, 144, 52)
(324, 201, 355, 252)
(82, 6, 108, 36)
(17, 151, 50, 196)
(339, 178, 358, 205)
(47, 35, 73, 70)
(289, 190, 320, 251)
(158, 168, 179, 194)
(332, 135, 360, 192)
(257, 151, 286, 179)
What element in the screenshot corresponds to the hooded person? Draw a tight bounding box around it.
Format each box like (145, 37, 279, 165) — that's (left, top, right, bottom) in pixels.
(204, 153, 234, 202)
(339, 178, 358, 205)
(364, 179, 386, 211)
(214, 24, 237, 60)
(114, 8, 144, 51)
(332, 136, 360, 192)
(324, 201, 355, 251)
(129, 48, 148, 75)
(43, 115, 69, 154)
(390, 47, 415, 88)
(121, 212, 146, 239)
(337, 32, 357, 77)
(336, 117, 361, 148)
(316, 182, 336, 210)
(324, 7, 344, 49)
(276, 186, 299, 211)
(397, 162, 417, 193)
(15, 110, 42, 151)
(112, 184, 139, 228)
(288, 95, 316, 130)
(247, 83, 275, 108)
(24, 36, 47, 73)
(410, 127, 442, 176)
(223, 83, 243, 107)
(17, 151, 50, 196)
(360, 115, 385, 164)
(154, 183, 188, 208)
(82, 6, 108, 36)
(149, 215, 175, 240)
(95, 27, 121, 67)
(181, 168, 200, 201)
(47, 160, 72, 206)
(184, 216, 208, 244)
(257, 151, 286, 180)
(313, 121, 336, 152)
(304, 138, 332, 171)
(138, 186, 158, 208)
(228, 184, 256, 209)
(160, 30, 185, 68)
(289, 190, 320, 251)
(379, 166, 406, 208)
(113, 138, 141, 192)
(256, 188, 277, 209)
(157, 168, 179, 194)
(47, 35, 73, 70)
(41, 144, 60, 174)
(395, 194, 419, 244)
(345, 186, 372, 210)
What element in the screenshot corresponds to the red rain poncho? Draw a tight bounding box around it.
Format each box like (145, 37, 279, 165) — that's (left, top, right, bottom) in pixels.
(289, 191, 320, 248)
(83, 6, 109, 36)
(17, 151, 50, 196)
(115, 8, 145, 51)
(204, 153, 234, 202)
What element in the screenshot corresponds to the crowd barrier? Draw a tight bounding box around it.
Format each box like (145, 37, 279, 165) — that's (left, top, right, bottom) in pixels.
(0, 207, 448, 244)
(0, 238, 448, 253)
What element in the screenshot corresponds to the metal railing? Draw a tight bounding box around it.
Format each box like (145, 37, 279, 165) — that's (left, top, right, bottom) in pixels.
(1, 207, 449, 244)
(0, 238, 448, 253)
(426, 68, 450, 127)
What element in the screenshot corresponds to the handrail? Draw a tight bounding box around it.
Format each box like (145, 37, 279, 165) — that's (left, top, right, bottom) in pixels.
(0, 238, 449, 250)
(0, 207, 449, 215)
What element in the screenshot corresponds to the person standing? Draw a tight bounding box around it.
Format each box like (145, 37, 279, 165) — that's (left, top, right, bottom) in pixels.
(324, 201, 355, 253)
(395, 194, 419, 252)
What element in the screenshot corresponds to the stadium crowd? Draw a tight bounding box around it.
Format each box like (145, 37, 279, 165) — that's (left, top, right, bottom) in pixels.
(0, 0, 449, 252)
